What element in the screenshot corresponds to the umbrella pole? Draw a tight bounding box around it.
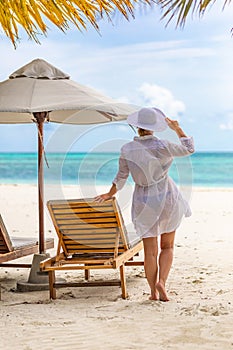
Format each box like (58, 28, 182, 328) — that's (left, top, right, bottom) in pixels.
(17, 112, 62, 292)
(33, 112, 48, 254)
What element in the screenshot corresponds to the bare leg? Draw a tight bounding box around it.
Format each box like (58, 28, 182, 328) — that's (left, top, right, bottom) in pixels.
(143, 237, 159, 300)
(156, 231, 175, 302)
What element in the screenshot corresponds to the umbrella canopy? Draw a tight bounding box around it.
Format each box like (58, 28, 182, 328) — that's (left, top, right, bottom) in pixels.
(0, 58, 135, 124)
(0, 58, 138, 254)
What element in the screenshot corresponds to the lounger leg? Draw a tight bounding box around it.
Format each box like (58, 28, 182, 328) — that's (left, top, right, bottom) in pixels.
(120, 264, 128, 299)
(49, 271, 56, 300)
(84, 266, 90, 281)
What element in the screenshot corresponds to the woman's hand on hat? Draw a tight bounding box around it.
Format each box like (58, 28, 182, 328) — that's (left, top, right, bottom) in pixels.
(165, 117, 180, 131)
(165, 117, 187, 138)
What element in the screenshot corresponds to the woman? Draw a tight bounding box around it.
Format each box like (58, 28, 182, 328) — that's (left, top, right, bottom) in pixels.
(95, 107, 194, 301)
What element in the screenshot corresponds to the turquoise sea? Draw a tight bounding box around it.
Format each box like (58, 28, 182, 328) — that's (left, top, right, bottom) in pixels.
(0, 152, 232, 187)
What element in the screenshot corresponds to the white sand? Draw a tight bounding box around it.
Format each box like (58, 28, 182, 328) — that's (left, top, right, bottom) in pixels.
(0, 184, 233, 350)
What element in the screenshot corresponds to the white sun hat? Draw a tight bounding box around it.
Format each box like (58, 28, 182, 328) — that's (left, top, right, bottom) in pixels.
(127, 107, 168, 132)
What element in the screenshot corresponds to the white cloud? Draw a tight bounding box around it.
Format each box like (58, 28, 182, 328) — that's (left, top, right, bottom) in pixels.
(136, 83, 186, 118)
(219, 112, 233, 130)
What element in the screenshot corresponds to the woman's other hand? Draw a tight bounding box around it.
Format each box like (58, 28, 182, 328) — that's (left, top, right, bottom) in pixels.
(95, 184, 117, 202)
(94, 193, 112, 203)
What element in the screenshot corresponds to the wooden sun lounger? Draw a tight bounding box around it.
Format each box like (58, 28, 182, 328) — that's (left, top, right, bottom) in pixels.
(40, 198, 144, 299)
(0, 214, 54, 267)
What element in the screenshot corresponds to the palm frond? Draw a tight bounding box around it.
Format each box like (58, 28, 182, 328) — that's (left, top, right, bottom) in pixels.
(157, 0, 232, 27)
(0, 0, 155, 47)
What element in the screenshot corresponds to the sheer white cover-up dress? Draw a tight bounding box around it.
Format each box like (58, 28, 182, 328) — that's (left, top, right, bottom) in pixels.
(113, 135, 195, 239)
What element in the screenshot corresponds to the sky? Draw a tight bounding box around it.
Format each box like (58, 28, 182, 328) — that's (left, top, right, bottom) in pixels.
(0, 2, 233, 152)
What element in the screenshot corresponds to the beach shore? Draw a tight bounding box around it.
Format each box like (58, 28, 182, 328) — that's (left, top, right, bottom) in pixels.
(0, 184, 233, 349)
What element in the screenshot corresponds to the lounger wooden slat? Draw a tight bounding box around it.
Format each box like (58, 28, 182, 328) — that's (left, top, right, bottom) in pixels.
(56, 218, 118, 225)
(61, 232, 119, 238)
(58, 223, 119, 230)
(61, 228, 118, 233)
(54, 209, 113, 215)
(63, 241, 122, 247)
(40, 198, 143, 299)
(54, 212, 117, 219)
(0, 214, 54, 267)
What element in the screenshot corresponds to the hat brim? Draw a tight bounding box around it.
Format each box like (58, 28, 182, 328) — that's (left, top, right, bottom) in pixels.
(127, 108, 168, 132)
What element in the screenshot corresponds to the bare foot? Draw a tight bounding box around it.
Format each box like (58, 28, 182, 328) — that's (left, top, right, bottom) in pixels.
(149, 290, 159, 301)
(155, 281, 169, 302)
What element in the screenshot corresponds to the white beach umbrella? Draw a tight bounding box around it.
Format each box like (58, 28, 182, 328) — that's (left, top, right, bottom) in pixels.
(0, 58, 135, 123)
(0, 58, 137, 254)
